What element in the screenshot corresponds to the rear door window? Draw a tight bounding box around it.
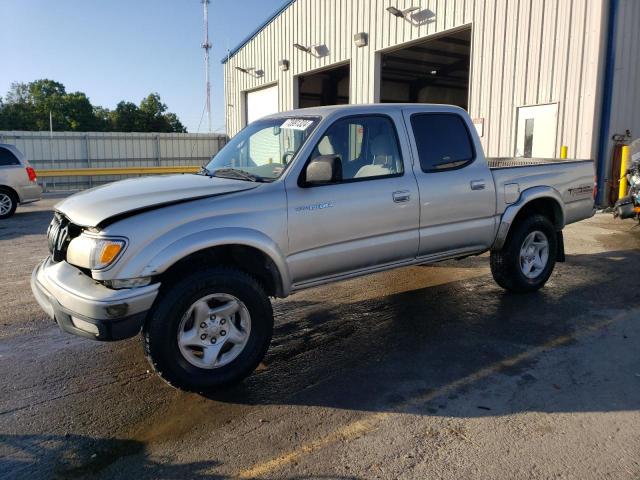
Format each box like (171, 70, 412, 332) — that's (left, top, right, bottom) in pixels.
(410, 113, 475, 172)
(0, 147, 20, 166)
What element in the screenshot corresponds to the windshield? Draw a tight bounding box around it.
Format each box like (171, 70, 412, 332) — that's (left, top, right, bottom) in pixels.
(203, 117, 319, 181)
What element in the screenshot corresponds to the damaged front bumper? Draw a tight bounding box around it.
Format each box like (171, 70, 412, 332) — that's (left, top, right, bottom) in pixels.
(31, 257, 160, 341)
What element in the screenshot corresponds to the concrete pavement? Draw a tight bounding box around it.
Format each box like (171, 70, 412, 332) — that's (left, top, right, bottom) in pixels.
(1, 198, 639, 479)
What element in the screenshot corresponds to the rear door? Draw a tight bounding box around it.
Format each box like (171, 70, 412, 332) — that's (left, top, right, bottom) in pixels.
(285, 113, 419, 285)
(402, 108, 497, 257)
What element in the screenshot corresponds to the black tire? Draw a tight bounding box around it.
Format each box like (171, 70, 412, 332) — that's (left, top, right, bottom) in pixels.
(490, 214, 557, 293)
(143, 267, 273, 393)
(0, 188, 18, 219)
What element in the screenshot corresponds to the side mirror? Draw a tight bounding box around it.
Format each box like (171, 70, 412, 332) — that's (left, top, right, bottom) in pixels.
(305, 155, 342, 185)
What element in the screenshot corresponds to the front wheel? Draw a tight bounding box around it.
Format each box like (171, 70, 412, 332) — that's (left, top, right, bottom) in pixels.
(143, 267, 273, 392)
(490, 214, 558, 293)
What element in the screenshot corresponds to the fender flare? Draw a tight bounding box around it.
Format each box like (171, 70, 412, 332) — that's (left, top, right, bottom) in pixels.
(140, 227, 292, 297)
(0, 185, 20, 203)
(492, 186, 566, 251)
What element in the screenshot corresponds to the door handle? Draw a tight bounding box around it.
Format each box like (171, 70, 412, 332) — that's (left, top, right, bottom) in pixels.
(393, 190, 411, 203)
(470, 180, 486, 191)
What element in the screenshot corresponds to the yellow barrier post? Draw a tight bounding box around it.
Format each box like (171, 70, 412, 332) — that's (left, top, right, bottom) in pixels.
(560, 146, 568, 159)
(619, 145, 630, 199)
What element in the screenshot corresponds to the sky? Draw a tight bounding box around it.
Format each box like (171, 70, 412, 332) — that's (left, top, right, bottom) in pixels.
(0, 0, 287, 133)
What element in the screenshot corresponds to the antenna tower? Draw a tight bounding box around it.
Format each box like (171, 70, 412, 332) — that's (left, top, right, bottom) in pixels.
(202, 0, 212, 132)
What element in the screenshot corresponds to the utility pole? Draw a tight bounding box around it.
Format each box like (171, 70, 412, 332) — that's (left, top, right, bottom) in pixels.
(202, 0, 212, 133)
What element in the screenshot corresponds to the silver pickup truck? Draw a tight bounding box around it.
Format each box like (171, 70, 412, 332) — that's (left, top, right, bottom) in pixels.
(31, 104, 595, 392)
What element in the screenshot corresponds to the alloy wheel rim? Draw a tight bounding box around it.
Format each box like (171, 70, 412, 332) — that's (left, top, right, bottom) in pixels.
(177, 293, 251, 369)
(0, 193, 12, 215)
(519, 230, 549, 279)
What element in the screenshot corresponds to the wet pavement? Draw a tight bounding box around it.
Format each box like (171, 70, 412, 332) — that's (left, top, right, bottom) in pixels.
(1, 198, 639, 479)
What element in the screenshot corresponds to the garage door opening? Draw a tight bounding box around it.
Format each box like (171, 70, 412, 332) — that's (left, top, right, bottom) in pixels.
(298, 64, 350, 108)
(380, 28, 471, 109)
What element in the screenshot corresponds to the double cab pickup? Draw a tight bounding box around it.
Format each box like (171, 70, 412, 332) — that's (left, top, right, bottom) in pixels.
(31, 104, 595, 392)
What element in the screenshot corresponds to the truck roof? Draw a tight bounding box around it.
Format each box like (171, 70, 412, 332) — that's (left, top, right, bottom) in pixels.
(262, 103, 467, 120)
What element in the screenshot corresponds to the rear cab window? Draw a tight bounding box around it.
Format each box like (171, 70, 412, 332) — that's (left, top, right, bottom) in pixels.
(0, 147, 20, 167)
(410, 113, 475, 172)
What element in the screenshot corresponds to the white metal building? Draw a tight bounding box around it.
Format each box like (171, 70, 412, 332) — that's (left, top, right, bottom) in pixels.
(223, 0, 640, 204)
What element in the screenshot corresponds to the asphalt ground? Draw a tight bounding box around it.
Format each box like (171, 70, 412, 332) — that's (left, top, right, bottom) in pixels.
(1, 197, 639, 479)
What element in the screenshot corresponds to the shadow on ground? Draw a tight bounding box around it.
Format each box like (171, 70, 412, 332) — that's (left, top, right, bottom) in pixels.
(0, 434, 361, 480)
(198, 249, 640, 417)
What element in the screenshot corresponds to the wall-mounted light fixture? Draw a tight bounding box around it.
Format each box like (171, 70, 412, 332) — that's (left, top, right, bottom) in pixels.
(279, 59, 290, 71)
(353, 32, 368, 48)
(386, 5, 419, 18)
(293, 43, 329, 58)
(387, 5, 435, 25)
(234, 66, 264, 78)
(293, 43, 310, 53)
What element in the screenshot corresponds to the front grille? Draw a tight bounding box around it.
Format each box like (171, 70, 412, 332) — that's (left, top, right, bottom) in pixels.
(47, 213, 78, 262)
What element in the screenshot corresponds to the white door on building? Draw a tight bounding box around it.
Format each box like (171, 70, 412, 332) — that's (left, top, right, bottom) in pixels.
(515, 103, 558, 158)
(246, 85, 279, 125)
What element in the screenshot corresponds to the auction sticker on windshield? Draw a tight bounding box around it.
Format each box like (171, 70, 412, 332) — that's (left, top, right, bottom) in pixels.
(281, 118, 314, 131)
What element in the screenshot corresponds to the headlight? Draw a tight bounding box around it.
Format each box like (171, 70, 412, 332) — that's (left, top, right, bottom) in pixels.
(66, 235, 127, 270)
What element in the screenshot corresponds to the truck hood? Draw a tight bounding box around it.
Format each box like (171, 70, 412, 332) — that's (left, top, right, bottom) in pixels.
(55, 174, 258, 227)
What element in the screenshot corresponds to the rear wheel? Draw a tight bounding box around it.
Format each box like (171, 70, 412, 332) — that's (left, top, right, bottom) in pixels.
(143, 267, 273, 392)
(490, 214, 557, 293)
(0, 188, 17, 219)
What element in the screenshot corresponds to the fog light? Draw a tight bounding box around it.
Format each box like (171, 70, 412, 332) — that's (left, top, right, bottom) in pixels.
(105, 303, 129, 318)
(103, 277, 152, 289)
(71, 317, 100, 335)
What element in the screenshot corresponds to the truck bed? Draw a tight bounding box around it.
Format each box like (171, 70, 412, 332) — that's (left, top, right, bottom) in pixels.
(487, 157, 592, 169)
(488, 157, 595, 226)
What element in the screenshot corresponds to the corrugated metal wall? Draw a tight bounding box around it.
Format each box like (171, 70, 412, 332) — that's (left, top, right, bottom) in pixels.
(224, 0, 607, 160)
(607, 0, 640, 167)
(0, 131, 227, 191)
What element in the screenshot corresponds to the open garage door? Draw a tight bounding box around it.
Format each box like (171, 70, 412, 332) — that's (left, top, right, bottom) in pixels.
(298, 64, 350, 108)
(246, 84, 279, 125)
(380, 28, 471, 109)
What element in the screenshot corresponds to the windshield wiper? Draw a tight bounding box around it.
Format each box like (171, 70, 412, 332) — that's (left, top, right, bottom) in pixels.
(212, 168, 264, 182)
(198, 165, 212, 176)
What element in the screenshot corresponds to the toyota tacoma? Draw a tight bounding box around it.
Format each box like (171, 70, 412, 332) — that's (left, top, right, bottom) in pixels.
(31, 104, 596, 392)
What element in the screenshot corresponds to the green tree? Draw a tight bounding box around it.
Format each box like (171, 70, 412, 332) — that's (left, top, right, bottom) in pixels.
(27, 79, 68, 130)
(92, 106, 111, 132)
(0, 79, 187, 133)
(163, 112, 187, 133)
(110, 101, 141, 131)
(138, 93, 185, 132)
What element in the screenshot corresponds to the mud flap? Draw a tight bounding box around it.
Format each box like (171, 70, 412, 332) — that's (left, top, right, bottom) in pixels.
(556, 230, 565, 262)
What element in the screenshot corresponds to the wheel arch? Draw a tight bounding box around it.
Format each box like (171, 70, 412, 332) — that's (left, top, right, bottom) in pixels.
(492, 187, 565, 251)
(140, 228, 291, 298)
(0, 185, 20, 202)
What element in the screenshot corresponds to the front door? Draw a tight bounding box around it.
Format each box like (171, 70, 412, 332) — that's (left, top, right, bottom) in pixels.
(285, 114, 419, 285)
